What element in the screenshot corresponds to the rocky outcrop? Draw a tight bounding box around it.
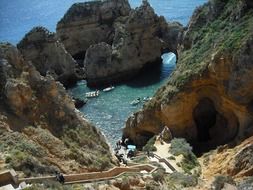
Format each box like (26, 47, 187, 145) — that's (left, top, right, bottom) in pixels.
(17, 27, 83, 87)
(57, 0, 183, 86)
(56, 0, 131, 57)
(85, 1, 183, 86)
(200, 135, 253, 179)
(0, 43, 114, 176)
(123, 0, 253, 153)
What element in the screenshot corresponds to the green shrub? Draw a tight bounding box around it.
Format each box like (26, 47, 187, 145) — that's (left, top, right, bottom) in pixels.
(170, 138, 199, 174)
(165, 172, 198, 188)
(168, 156, 176, 160)
(237, 176, 253, 190)
(146, 181, 161, 190)
(170, 138, 192, 157)
(5, 156, 11, 163)
(212, 175, 235, 190)
(181, 152, 199, 174)
(152, 168, 166, 182)
(143, 136, 157, 152)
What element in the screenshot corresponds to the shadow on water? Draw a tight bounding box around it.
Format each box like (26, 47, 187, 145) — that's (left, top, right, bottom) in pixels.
(69, 52, 176, 145)
(126, 52, 176, 88)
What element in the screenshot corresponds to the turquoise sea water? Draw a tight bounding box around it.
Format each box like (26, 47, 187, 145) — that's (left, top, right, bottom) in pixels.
(69, 53, 177, 145)
(0, 0, 207, 44)
(0, 0, 207, 146)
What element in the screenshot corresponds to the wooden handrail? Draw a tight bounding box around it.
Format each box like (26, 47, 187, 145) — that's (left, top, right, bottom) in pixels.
(18, 164, 156, 184)
(152, 154, 176, 172)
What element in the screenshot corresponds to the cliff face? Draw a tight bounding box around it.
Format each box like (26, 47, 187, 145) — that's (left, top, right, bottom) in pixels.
(123, 0, 253, 157)
(56, 0, 131, 57)
(0, 43, 114, 176)
(200, 135, 253, 180)
(17, 27, 83, 88)
(57, 0, 183, 86)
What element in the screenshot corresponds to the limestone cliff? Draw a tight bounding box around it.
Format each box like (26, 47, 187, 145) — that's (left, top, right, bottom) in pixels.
(57, 0, 183, 86)
(85, 1, 183, 86)
(0, 43, 114, 177)
(17, 27, 83, 88)
(123, 0, 253, 160)
(56, 0, 131, 57)
(200, 135, 253, 179)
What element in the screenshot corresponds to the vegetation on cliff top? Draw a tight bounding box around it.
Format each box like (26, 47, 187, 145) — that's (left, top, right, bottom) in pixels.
(170, 138, 199, 174)
(148, 0, 253, 107)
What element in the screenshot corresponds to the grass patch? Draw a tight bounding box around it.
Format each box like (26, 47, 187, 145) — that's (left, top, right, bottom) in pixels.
(62, 126, 113, 171)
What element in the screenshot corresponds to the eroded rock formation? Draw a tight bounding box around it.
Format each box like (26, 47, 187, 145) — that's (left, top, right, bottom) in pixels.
(0, 43, 114, 176)
(123, 0, 253, 155)
(57, 0, 183, 86)
(200, 135, 253, 179)
(17, 27, 83, 87)
(56, 0, 131, 57)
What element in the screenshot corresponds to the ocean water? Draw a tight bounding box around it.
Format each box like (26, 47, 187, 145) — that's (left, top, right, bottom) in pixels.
(0, 0, 207, 146)
(0, 0, 207, 44)
(69, 53, 177, 146)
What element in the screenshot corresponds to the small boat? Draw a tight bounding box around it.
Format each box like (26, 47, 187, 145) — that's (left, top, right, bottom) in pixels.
(85, 90, 100, 98)
(143, 96, 152, 102)
(103, 86, 115, 92)
(130, 99, 141, 106)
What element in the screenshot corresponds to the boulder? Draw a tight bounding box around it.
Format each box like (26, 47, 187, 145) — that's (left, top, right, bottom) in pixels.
(73, 97, 87, 108)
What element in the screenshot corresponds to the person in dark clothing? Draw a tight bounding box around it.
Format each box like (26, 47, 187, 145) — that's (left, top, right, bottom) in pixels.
(55, 171, 65, 184)
(127, 150, 134, 158)
(59, 173, 65, 184)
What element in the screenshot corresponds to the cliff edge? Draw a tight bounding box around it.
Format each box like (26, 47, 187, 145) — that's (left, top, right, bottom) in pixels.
(123, 0, 253, 160)
(0, 43, 115, 177)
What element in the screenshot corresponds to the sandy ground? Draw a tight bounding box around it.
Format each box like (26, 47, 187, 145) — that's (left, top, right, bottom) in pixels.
(153, 139, 183, 172)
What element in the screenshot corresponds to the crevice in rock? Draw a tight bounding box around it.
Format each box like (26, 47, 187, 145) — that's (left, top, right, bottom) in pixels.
(73, 51, 86, 67)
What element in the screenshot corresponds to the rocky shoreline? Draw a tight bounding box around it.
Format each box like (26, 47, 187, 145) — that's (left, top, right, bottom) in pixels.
(57, 0, 183, 87)
(0, 0, 253, 189)
(0, 0, 183, 178)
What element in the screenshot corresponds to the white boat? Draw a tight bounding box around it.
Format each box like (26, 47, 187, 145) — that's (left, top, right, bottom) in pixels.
(143, 97, 152, 102)
(103, 86, 115, 92)
(130, 99, 140, 106)
(85, 90, 100, 98)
